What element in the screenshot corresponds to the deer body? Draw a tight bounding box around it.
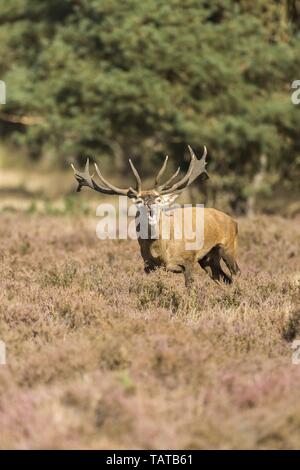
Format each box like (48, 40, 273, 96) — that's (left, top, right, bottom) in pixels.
(72, 145, 240, 287)
(138, 207, 239, 286)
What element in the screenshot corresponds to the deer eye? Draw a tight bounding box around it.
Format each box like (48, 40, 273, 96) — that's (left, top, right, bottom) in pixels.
(155, 196, 162, 204)
(134, 197, 143, 205)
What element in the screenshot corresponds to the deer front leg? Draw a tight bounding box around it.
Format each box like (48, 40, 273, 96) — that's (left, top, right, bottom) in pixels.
(144, 259, 160, 273)
(166, 262, 195, 287)
(166, 263, 184, 274)
(183, 261, 196, 288)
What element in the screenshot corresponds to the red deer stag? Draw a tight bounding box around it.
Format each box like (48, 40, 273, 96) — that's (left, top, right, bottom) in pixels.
(71, 146, 240, 287)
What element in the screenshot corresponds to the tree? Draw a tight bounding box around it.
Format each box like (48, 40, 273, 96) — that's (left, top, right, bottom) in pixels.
(0, 0, 299, 212)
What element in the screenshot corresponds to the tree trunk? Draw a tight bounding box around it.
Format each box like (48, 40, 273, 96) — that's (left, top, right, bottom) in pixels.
(246, 154, 267, 217)
(286, 0, 300, 29)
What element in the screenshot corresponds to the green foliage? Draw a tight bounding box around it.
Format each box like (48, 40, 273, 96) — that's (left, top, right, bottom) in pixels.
(0, 0, 299, 208)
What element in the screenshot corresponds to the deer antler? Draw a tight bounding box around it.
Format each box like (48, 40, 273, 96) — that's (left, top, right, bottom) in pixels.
(154, 154, 182, 191)
(128, 159, 142, 194)
(155, 155, 169, 186)
(186, 145, 208, 185)
(156, 145, 208, 195)
(71, 158, 139, 197)
(71, 145, 208, 199)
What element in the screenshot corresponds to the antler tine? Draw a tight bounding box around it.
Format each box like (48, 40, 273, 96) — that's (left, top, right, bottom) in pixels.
(160, 152, 196, 194)
(71, 156, 91, 175)
(186, 145, 208, 185)
(157, 165, 181, 191)
(155, 155, 169, 186)
(188, 144, 207, 162)
(71, 158, 115, 194)
(159, 145, 208, 195)
(94, 162, 135, 196)
(128, 159, 142, 194)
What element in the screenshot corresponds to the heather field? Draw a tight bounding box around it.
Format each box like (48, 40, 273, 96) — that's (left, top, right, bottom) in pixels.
(1, 0, 300, 453)
(0, 212, 299, 449)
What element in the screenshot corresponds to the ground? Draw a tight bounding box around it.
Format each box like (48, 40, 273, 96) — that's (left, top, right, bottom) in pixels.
(0, 212, 299, 449)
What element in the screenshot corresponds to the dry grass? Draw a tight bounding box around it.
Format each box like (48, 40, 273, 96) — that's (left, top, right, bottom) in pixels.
(0, 212, 299, 449)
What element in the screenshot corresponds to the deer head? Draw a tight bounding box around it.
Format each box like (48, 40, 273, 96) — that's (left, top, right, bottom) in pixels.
(71, 145, 208, 224)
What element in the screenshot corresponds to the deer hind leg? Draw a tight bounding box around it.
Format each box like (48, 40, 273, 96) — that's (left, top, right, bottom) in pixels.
(199, 246, 232, 285)
(219, 242, 240, 277)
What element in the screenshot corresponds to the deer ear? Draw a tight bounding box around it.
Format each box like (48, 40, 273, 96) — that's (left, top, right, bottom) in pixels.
(168, 194, 179, 204)
(162, 194, 179, 205)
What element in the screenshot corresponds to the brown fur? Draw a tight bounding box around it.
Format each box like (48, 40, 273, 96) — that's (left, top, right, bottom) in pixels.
(138, 207, 240, 287)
